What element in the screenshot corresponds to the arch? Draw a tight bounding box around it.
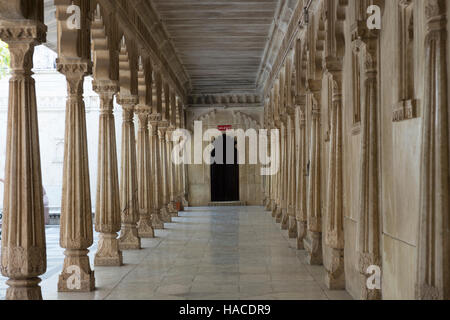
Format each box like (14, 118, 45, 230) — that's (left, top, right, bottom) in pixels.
(91, 3, 119, 82)
(118, 36, 132, 96)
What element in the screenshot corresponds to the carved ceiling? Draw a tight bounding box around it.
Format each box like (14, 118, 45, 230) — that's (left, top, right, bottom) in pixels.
(151, 0, 298, 101)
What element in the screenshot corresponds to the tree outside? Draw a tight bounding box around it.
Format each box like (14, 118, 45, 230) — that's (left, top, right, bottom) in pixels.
(0, 40, 10, 79)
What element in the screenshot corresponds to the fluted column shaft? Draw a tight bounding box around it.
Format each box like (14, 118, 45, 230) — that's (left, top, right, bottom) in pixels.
(417, 0, 449, 300)
(181, 153, 189, 207)
(149, 116, 165, 228)
(117, 95, 141, 250)
(271, 124, 279, 215)
(0, 22, 47, 300)
(92, 80, 123, 266)
(357, 45, 381, 300)
(277, 123, 287, 224)
(135, 106, 155, 238)
(159, 127, 170, 215)
(167, 129, 178, 216)
(287, 117, 297, 238)
(57, 60, 95, 292)
(264, 130, 272, 211)
(274, 123, 283, 219)
(305, 102, 322, 265)
(325, 75, 345, 289)
(295, 107, 307, 250)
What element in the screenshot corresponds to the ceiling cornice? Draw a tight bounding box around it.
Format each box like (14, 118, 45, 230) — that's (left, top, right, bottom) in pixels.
(256, 0, 302, 96)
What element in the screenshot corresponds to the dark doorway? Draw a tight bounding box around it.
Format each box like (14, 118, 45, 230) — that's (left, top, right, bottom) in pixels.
(211, 134, 239, 202)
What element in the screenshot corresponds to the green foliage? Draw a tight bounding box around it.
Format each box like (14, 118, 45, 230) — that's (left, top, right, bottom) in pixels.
(0, 41, 11, 79)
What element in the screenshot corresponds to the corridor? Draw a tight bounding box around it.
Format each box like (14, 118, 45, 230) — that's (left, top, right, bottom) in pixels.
(12, 207, 351, 300)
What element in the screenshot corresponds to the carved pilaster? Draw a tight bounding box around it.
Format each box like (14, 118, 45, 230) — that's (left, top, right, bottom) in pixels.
(295, 97, 307, 250)
(57, 60, 95, 292)
(324, 71, 345, 290)
(92, 80, 123, 266)
(135, 105, 155, 238)
(304, 86, 323, 265)
(117, 95, 141, 250)
(264, 129, 272, 211)
(270, 120, 279, 217)
(0, 19, 47, 300)
(287, 115, 297, 238)
(353, 27, 381, 299)
(277, 119, 289, 230)
(416, 0, 449, 300)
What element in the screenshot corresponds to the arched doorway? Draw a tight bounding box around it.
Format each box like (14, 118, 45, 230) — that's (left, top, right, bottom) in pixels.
(210, 134, 239, 202)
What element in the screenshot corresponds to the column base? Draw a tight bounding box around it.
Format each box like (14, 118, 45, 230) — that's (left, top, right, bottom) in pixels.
(359, 253, 382, 300)
(271, 203, 277, 217)
(119, 224, 142, 250)
(178, 196, 185, 211)
(275, 206, 283, 223)
(303, 231, 323, 265)
(281, 208, 289, 230)
(288, 216, 297, 238)
(151, 211, 165, 230)
(168, 201, 178, 217)
(264, 199, 271, 211)
(6, 278, 42, 300)
(94, 233, 123, 266)
(182, 196, 189, 207)
(58, 249, 95, 292)
(361, 280, 382, 300)
(160, 207, 172, 223)
(296, 220, 307, 250)
(137, 215, 155, 238)
(324, 248, 345, 290)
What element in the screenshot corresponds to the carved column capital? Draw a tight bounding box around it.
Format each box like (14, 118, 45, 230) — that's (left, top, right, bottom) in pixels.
(0, 20, 46, 45)
(117, 94, 139, 108)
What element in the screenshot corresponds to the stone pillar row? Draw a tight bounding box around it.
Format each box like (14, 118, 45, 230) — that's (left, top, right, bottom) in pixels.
(0, 13, 186, 301)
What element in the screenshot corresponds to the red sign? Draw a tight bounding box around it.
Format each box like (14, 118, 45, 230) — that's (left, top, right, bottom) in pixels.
(218, 125, 232, 132)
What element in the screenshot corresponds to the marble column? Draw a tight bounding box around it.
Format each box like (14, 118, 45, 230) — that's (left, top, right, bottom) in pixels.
(135, 105, 155, 238)
(353, 34, 381, 299)
(166, 128, 178, 217)
(57, 60, 95, 292)
(295, 104, 307, 250)
(324, 74, 345, 289)
(92, 80, 123, 266)
(176, 149, 184, 210)
(304, 92, 323, 265)
(181, 153, 189, 207)
(271, 122, 278, 216)
(287, 115, 297, 238)
(264, 129, 272, 211)
(417, 0, 449, 300)
(0, 19, 47, 300)
(117, 95, 141, 250)
(158, 125, 171, 221)
(274, 122, 283, 220)
(149, 115, 165, 229)
(278, 122, 287, 226)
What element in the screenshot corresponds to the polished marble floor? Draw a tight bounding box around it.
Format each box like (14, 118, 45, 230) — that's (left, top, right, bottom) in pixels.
(1, 206, 352, 300)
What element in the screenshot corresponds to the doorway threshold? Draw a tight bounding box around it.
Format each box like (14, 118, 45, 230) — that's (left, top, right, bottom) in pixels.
(208, 201, 246, 207)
